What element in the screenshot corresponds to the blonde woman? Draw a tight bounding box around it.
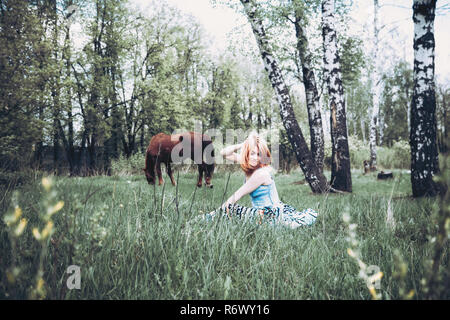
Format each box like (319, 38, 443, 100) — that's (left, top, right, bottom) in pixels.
(203, 132, 318, 229)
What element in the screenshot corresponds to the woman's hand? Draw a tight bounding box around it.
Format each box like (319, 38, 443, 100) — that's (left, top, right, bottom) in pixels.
(220, 142, 243, 156)
(220, 142, 244, 163)
(221, 201, 231, 211)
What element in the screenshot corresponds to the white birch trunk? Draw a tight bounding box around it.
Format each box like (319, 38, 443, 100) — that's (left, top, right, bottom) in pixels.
(369, 0, 381, 170)
(322, 0, 352, 192)
(321, 95, 330, 137)
(294, 13, 325, 172)
(410, 0, 441, 197)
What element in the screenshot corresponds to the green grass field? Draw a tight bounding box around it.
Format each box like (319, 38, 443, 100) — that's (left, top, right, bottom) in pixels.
(0, 169, 448, 299)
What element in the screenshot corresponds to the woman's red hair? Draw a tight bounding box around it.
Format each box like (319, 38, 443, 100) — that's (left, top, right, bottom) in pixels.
(240, 133, 271, 176)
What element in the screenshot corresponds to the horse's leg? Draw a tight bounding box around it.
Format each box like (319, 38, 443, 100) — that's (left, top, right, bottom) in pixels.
(156, 158, 164, 185)
(167, 161, 176, 186)
(197, 165, 203, 188)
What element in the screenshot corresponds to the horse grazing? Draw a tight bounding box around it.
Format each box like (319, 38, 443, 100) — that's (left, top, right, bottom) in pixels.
(143, 132, 215, 188)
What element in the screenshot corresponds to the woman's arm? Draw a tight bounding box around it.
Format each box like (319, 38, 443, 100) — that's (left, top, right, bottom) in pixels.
(221, 168, 270, 209)
(220, 143, 243, 163)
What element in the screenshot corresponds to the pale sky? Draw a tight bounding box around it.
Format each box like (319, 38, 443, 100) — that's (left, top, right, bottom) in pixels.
(136, 0, 450, 86)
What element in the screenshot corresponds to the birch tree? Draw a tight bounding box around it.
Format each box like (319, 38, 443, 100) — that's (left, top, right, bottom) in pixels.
(240, 0, 329, 193)
(322, 0, 352, 192)
(369, 0, 381, 171)
(410, 0, 442, 197)
(293, 2, 325, 173)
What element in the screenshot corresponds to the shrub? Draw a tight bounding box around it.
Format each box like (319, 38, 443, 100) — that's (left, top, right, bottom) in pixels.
(110, 153, 146, 176)
(378, 140, 410, 169)
(346, 137, 410, 169)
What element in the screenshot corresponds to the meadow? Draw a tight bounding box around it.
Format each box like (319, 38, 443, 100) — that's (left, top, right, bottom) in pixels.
(0, 168, 448, 300)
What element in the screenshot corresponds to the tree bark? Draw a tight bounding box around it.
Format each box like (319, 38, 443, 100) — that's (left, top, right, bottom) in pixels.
(410, 0, 442, 197)
(322, 0, 352, 192)
(240, 0, 329, 193)
(369, 0, 381, 171)
(294, 10, 325, 173)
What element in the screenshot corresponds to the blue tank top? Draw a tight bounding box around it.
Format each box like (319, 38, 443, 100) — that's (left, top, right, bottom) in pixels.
(245, 169, 281, 208)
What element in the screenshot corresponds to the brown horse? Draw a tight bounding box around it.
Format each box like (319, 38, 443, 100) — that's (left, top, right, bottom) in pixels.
(143, 132, 215, 188)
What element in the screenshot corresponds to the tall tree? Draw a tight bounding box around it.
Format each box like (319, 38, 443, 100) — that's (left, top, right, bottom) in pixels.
(322, 0, 352, 192)
(240, 0, 329, 193)
(369, 0, 381, 171)
(410, 0, 442, 197)
(292, 1, 325, 173)
(0, 0, 48, 171)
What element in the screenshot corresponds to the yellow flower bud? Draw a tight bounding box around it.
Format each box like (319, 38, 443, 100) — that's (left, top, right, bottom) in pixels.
(41, 221, 54, 239)
(347, 248, 356, 258)
(36, 277, 45, 291)
(14, 206, 22, 222)
(32, 228, 41, 241)
(42, 177, 52, 192)
(14, 218, 27, 237)
(368, 286, 378, 300)
(406, 290, 415, 299)
(368, 271, 383, 284)
(47, 201, 64, 218)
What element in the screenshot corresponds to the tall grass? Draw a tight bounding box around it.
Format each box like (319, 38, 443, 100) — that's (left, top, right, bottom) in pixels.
(0, 170, 448, 299)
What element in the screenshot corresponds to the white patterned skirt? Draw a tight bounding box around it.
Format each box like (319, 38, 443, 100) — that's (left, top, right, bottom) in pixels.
(201, 202, 318, 229)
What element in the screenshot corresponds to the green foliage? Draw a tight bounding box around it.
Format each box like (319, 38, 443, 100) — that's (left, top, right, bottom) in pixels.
(346, 137, 410, 170)
(0, 0, 50, 171)
(377, 140, 411, 170)
(382, 61, 413, 146)
(339, 36, 366, 86)
(110, 153, 146, 176)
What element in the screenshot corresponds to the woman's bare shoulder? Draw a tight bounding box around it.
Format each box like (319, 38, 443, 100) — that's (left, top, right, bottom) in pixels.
(252, 167, 272, 183)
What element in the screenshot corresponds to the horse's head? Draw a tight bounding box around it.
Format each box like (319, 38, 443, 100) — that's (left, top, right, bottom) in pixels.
(143, 168, 155, 185)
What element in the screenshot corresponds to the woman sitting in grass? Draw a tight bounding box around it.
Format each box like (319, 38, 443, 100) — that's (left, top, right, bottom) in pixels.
(203, 132, 318, 229)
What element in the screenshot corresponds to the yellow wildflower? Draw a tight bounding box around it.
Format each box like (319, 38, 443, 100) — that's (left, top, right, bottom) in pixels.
(4, 206, 22, 226)
(36, 277, 45, 291)
(32, 228, 41, 241)
(41, 221, 54, 239)
(14, 206, 22, 222)
(368, 286, 378, 300)
(368, 271, 383, 284)
(47, 201, 64, 218)
(347, 248, 356, 258)
(14, 218, 27, 237)
(42, 177, 52, 192)
(405, 290, 415, 300)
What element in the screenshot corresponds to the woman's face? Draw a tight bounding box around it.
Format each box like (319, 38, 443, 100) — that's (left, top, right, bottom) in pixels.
(249, 145, 260, 167)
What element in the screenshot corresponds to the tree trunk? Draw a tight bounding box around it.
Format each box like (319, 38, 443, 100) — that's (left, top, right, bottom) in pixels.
(240, 0, 329, 193)
(410, 0, 442, 197)
(63, 14, 75, 176)
(379, 108, 384, 146)
(437, 87, 448, 153)
(322, 0, 352, 192)
(369, 0, 381, 171)
(361, 117, 366, 143)
(110, 67, 121, 159)
(294, 11, 325, 173)
(51, 0, 61, 174)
